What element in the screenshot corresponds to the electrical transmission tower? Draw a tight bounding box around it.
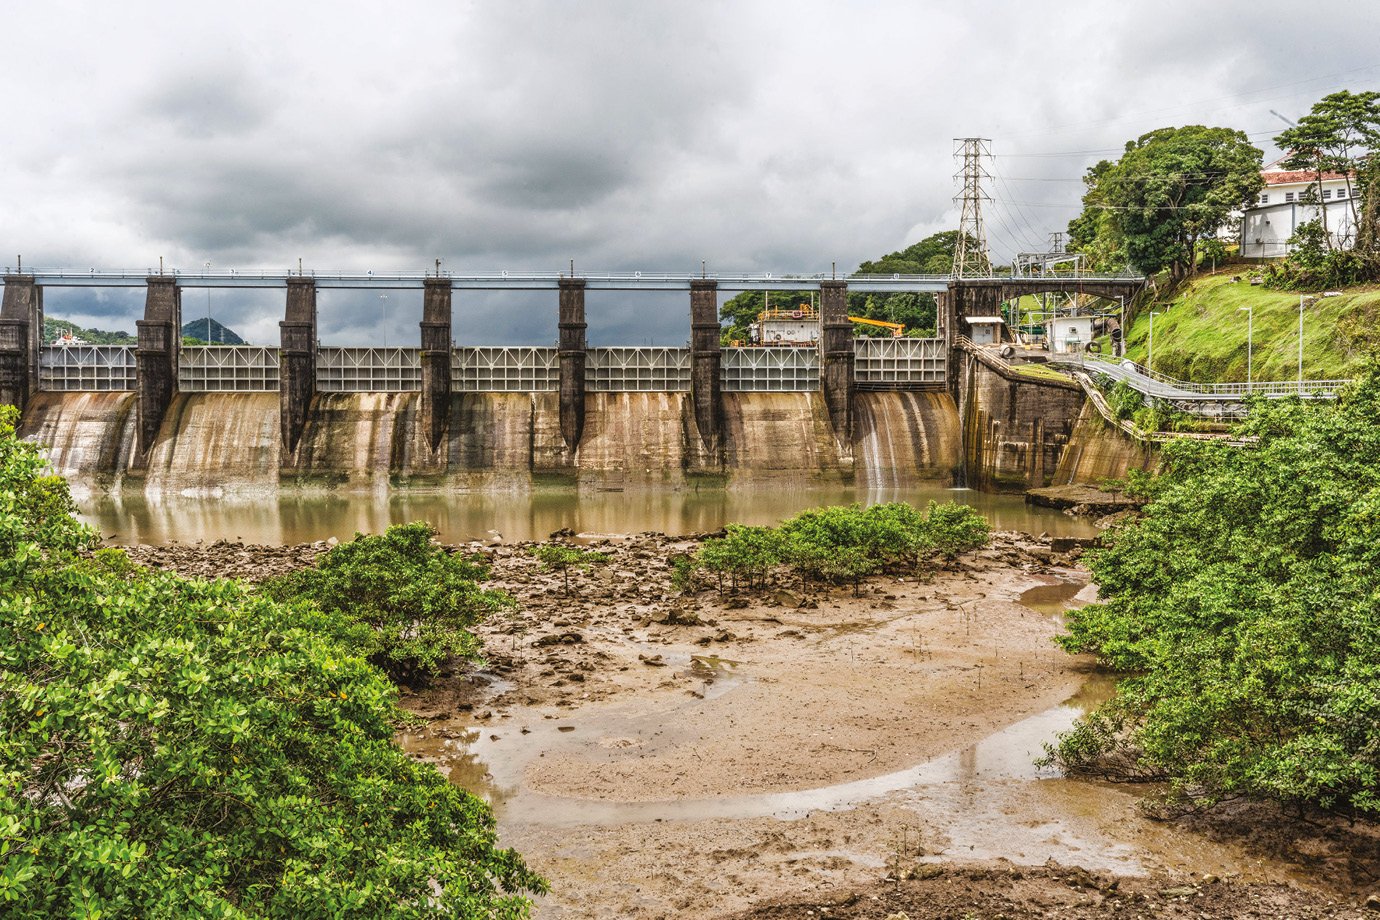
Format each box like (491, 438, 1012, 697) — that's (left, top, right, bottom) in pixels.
(952, 138, 993, 278)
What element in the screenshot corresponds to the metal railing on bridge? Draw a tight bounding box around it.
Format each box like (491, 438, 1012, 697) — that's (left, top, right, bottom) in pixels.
(39, 345, 136, 391)
(180, 345, 279, 392)
(317, 347, 421, 392)
(1075, 354, 1350, 399)
(721, 347, 819, 392)
(453, 346, 559, 392)
(31, 340, 952, 395)
(853, 338, 945, 388)
(587, 347, 691, 392)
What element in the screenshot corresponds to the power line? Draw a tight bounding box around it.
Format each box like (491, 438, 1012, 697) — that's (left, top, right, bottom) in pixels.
(999, 127, 1284, 159)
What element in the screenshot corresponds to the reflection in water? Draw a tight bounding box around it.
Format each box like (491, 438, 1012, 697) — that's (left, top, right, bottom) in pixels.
(400, 678, 1116, 828)
(81, 484, 1099, 546)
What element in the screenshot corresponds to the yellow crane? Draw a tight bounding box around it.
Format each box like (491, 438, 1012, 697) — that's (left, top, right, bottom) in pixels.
(847, 316, 905, 337)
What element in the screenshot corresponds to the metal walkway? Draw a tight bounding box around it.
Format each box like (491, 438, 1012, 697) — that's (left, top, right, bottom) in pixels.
(18, 268, 1146, 293)
(1050, 354, 1349, 418)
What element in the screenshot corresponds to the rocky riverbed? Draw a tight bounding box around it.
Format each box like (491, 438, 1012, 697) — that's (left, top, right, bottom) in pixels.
(120, 530, 1379, 919)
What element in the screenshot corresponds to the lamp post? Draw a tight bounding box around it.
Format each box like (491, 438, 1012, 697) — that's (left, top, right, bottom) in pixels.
(379, 293, 389, 349)
(1148, 310, 1160, 373)
(1298, 294, 1315, 395)
(204, 260, 212, 343)
(1237, 305, 1253, 385)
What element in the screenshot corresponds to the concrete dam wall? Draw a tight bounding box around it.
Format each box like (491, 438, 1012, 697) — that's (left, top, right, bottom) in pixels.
(18, 390, 967, 494)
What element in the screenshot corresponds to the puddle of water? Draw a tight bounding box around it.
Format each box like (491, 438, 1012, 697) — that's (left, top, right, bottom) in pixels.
(1017, 580, 1088, 618)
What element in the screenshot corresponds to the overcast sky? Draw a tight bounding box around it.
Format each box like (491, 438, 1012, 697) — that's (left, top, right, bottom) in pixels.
(3, 0, 1377, 345)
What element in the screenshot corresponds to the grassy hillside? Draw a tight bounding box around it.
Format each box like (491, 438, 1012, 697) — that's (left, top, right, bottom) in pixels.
(1120, 273, 1380, 383)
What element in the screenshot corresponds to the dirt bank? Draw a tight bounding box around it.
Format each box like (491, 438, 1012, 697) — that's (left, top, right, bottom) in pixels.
(122, 531, 1378, 918)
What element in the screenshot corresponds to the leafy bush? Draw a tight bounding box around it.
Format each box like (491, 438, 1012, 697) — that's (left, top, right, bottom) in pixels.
(1105, 380, 1144, 421)
(696, 524, 783, 591)
(527, 543, 609, 594)
(0, 406, 544, 917)
(687, 501, 989, 593)
(1263, 219, 1379, 291)
(262, 522, 511, 685)
(923, 502, 992, 557)
(1051, 367, 1380, 816)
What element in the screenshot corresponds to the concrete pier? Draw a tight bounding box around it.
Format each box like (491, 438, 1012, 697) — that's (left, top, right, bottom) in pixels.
(558, 277, 587, 451)
(420, 278, 452, 453)
(0, 275, 42, 410)
(135, 277, 180, 454)
(279, 278, 317, 453)
(689, 279, 722, 452)
(819, 280, 853, 438)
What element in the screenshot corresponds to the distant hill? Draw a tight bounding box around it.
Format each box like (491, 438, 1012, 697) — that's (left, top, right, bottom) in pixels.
(42, 316, 248, 346)
(43, 318, 135, 345)
(181, 317, 246, 345)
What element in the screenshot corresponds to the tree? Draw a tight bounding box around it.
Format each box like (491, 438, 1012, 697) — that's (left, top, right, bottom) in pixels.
(528, 543, 609, 595)
(1050, 368, 1380, 817)
(1276, 90, 1380, 244)
(262, 523, 510, 686)
(0, 406, 545, 916)
(1068, 126, 1263, 280)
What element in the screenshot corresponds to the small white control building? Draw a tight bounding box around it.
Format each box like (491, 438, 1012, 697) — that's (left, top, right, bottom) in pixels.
(964, 315, 1004, 345)
(1240, 163, 1360, 258)
(1048, 315, 1095, 354)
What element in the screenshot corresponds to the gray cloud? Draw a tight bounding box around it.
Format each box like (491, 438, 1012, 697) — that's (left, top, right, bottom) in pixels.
(3, 0, 1379, 345)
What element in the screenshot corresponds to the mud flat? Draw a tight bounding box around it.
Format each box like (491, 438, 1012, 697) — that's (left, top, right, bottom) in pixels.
(126, 532, 1379, 918)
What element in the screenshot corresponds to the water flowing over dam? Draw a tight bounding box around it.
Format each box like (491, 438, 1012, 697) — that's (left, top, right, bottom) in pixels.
(20, 390, 973, 495)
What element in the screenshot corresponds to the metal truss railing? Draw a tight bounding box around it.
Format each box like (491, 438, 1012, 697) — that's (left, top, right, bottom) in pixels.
(453, 346, 558, 392)
(180, 345, 280, 392)
(317, 347, 421, 392)
(1076, 354, 1350, 398)
(854, 337, 946, 387)
(587, 347, 690, 392)
(721, 347, 820, 392)
(20, 267, 1146, 292)
(38, 344, 137, 391)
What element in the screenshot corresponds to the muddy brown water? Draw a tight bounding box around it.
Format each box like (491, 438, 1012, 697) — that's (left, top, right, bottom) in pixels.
(76, 484, 1098, 546)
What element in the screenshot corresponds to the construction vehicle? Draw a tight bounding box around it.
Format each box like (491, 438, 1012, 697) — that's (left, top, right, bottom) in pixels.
(847, 316, 905, 337)
(747, 302, 910, 345)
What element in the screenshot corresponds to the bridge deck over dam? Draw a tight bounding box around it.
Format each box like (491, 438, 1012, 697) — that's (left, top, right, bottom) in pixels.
(2, 266, 1147, 492)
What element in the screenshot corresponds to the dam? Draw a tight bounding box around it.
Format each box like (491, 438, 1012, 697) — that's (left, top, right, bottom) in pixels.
(2, 267, 1147, 497)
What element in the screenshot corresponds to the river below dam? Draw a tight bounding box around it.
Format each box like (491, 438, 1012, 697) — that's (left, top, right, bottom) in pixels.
(78, 483, 1099, 546)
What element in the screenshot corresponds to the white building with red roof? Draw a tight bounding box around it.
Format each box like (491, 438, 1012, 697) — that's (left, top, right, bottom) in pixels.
(1240, 159, 1361, 258)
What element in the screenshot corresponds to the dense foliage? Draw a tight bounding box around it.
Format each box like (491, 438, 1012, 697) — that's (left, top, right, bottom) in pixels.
(262, 523, 509, 685)
(1051, 367, 1380, 817)
(1068, 125, 1263, 279)
(690, 502, 989, 594)
(0, 406, 543, 917)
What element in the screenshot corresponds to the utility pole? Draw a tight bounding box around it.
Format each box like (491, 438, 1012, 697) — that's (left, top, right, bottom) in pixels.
(1048, 231, 1064, 253)
(1149, 311, 1160, 373)
(1238, 306, 1253, 384)
(952, 138, 993, 278)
